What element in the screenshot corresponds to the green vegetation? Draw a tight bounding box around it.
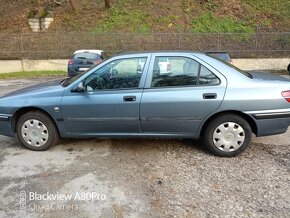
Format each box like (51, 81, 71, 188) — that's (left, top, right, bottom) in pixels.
(1, 0, 290, 33)
(0, 71, 66, 79)
(191, 12, 254, 33)
(243, 0, 290, 18)
(95, 7, 152, 33)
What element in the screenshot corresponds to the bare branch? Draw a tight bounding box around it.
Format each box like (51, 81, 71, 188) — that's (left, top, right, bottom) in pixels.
(68, 0, 76, 10)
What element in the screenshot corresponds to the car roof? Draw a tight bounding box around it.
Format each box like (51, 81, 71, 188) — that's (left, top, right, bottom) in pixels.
(205, 51, 230, 54)
(73, 50, 104, 54)
(114, 50, 203, 56)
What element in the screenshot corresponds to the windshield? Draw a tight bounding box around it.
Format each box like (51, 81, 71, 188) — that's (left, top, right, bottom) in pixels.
(73, 53, 101, 59)
(206, 55, 252, 79)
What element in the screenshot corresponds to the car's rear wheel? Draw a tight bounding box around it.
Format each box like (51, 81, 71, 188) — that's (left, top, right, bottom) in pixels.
(203, 114, 252, 157)
(16, 111, 59, 151)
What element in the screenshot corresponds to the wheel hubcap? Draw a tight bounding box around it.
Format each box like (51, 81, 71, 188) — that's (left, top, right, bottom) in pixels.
(21, 119, 49, 147)
(213, 122, 245, 152)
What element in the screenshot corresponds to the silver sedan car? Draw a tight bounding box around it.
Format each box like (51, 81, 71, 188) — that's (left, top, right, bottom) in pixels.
(0, 51, 290, 157)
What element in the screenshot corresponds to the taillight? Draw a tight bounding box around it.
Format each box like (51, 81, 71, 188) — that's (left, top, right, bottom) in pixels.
(281, 90, 290, 102)
(95, 59, 102, 64)
(167, 64, 171, 71)
(68, 59, 74, 65)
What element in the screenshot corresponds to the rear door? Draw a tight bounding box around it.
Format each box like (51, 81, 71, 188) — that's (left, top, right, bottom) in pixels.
(140, 53, 227, 135)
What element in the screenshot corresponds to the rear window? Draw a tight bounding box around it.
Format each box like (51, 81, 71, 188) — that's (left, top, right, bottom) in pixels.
(73, 53, 101, 60)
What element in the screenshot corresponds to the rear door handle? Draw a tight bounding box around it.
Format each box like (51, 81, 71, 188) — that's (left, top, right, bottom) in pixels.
(203, 93, 217, 99)
(123, 96, 136, 102)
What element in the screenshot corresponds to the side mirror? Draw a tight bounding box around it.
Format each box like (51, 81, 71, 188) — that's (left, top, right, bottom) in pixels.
(71, 82, 85, 92)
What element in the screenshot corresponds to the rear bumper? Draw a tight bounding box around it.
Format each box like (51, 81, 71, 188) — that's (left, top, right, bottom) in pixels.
(246, 110, 290, 136)
(0, 114, 14, 137)
(68, 64, 93, 77)
(255, 117, 290, 136)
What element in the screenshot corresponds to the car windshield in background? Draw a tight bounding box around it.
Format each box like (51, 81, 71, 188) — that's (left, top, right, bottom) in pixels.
(74, 53, 100, 59)
(101, 52, 109, 60)
(207, 52, 231, 62)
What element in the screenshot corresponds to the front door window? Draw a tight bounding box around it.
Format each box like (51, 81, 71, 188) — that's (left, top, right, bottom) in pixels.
(83, 57, 147, 91)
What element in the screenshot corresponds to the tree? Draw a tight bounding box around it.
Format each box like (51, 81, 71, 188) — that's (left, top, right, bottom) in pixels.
(104, 0, 111, 8)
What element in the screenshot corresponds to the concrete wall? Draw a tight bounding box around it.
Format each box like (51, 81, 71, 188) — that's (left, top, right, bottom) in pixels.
(0, 58, 289, 73)
(233, 58, 290, 71)
(22, 59, 67, 72)
(0, 59, 67, 73)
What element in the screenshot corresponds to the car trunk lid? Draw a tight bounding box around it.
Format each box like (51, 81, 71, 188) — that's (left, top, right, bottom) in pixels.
(249, 71, 290, 82)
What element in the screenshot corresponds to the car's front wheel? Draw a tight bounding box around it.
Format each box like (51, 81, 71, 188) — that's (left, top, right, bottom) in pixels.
(203, 114, 252, 157)
(16, 111, 59, 151)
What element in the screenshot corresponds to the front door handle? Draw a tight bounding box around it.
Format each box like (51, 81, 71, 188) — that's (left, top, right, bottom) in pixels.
(203, 93, 217, 99)
(123, 96, 136, 102)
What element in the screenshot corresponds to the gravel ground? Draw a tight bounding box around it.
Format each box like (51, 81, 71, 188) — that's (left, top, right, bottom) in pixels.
(0, 77, 289, 218)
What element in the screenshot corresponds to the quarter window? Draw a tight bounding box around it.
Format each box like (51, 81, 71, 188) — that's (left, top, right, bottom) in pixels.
(199, 65, 220, 85)
(151, 56, 219, 88)
(83, 57, 147, 91)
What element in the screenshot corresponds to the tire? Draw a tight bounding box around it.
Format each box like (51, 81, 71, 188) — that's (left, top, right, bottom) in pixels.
(16, 111, 59, 151)
(202, 114, 252, 157)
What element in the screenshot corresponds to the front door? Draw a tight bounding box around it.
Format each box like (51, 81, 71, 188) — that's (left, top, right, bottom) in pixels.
(61, 55, 150, 135)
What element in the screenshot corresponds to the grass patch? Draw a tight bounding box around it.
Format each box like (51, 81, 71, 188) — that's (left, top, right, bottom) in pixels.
(95, 5, 152, 33)
(0, 71, 66, 79)
(192, 12, 254, 33)
(243, 0, 290, 18)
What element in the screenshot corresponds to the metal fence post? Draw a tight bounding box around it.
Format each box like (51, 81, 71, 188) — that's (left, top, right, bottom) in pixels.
(178, 33, 181, 49)
(20, 32, 24, 59)
(255, 28, 259, 50)
(217, 33, 221, 51)
(20, 32, 25, 71)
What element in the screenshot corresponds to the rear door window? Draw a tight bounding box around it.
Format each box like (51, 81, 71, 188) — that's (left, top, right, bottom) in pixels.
(151, 56, 220, 88)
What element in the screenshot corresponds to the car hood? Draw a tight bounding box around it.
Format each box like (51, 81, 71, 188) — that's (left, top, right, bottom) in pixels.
(249, 71, 290, 82)
(1, 79, 65, 98)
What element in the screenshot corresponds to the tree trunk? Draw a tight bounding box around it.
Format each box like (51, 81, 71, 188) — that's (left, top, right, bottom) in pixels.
(68, 0, 76, 10)
(104, 0, 111, 8)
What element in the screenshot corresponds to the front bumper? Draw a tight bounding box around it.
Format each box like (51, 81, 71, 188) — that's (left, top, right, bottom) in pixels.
(0, 113, 14, 137)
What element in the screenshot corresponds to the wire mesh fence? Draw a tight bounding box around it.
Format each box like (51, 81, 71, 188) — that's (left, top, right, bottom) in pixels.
(0, 32, 289, 59)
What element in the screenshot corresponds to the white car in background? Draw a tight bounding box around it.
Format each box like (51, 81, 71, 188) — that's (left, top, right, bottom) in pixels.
(157, 57, 171, 74)
(67, 50, 108, 77)
(138, 57, 171, 74)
